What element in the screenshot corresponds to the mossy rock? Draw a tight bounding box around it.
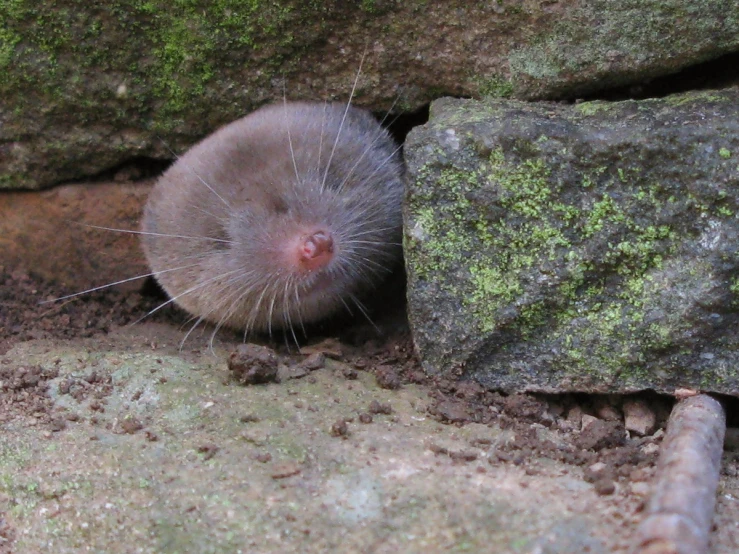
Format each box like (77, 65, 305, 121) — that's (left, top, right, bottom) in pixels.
(2, 0, 739, 189)
(404, 90, 739, 395)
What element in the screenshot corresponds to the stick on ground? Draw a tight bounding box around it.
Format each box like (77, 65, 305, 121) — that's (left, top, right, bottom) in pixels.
(631, 394, 726, 554)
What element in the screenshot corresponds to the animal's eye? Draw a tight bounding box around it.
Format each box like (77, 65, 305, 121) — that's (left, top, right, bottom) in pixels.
(271, 196, 289, 214)
(205, 218, 232, 251)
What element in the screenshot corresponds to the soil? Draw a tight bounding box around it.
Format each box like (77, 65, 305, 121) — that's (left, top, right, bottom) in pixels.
(1, 266, 737, 553)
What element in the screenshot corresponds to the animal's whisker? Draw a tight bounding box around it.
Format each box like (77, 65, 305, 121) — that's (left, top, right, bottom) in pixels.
(243, 284, 272, 340)
(343, 240, 403, 247)
(282, 79, 302, 187)
(157, 137, 233, 211)
(347, 293, 379, 332)
(320, 49, 367, 194)
(71, 222, 234, 244)
(352, 142, 405, 193)
(283, 278, 300, 348)
(183, 276, 246, 343)
(39, 263, 203, 304)
(294, 283, 307, 337)
(131, 268, 244, 326)
(266, 289, 279, 338)
(339, 295, 354, 317)
(340, 252, 393, 273)
(208, 275, 267, 343)
(180, 315, 208, 351)
(342, 225, 401, 239)
(316, 101, 328, 186)
(335, 93, 405, 196)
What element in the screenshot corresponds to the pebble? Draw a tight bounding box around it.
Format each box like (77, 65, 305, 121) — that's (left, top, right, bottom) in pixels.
(623, 399, 657, 436)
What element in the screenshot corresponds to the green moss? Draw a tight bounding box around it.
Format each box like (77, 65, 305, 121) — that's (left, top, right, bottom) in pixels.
(409, 145, 581, 335)
(508, 2, 739, 96)
(0, 0, 317, 147)
(407, 111, 706, 385)
(0, 3, 23, 69)
(574, 101, 612, 117)
(476, 75, 514, 99)
(583, 194, 624, 237)
(360, 0, 378, 13)
(719, 147, 732, 159)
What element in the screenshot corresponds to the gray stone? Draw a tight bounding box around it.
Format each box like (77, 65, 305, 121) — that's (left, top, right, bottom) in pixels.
(3, 1, 739, 189)
(404, 90, 739, 396)
(623, 399, 658, 436)
(0, 325, 631, 553)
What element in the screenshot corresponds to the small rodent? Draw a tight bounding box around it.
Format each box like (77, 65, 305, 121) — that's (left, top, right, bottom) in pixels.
(140, 101, 404, 334)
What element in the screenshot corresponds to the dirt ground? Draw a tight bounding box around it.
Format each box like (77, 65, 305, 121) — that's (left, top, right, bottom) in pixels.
(1, 267, 737, 553)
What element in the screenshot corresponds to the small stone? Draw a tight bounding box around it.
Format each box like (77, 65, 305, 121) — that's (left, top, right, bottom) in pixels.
(583, 462, 609, 483)
(120, 416, 143, 434)
(576, 419, 626, 451)
(432, 400, 470, 424)
(358, 413, 373, 424)
(368, 400, 392, 415)
(330, 419, 349, 437)
(674, 388, 698, 400)
(629, 468, 651, 482)
(374, 365, 401, 390)
(629, 482, 651, 497)
(254, 452, 272, 463)
(547, 401, 565, 418)
(271, 462, 301, 479)
(640, 442, 660, 456)
(228, 344, 279, 385)
(493, 450, 513, 463)
(623, 399, 657, 436)
(300, 352, 326, 371)
(50, 417, 67, 432)
(594, 478, 616, 496)
(299, 338, 343, 358)
(449, 450, 478, 462)
(567, 406, 583, 429)
(241, 430, 269, 446)
(197, 444, 219, 461)
(594, 398, 622, 422)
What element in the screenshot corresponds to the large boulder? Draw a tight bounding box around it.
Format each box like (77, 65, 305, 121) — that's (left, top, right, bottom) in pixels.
(404, 89, 739, 395)
(3, 1, 739, 189)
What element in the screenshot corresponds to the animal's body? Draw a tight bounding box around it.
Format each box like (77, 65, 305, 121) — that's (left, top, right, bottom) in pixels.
(140, 102, 404, 333)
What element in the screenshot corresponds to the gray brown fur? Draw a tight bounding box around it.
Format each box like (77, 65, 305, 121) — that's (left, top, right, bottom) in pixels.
(141, 102, 404, 333)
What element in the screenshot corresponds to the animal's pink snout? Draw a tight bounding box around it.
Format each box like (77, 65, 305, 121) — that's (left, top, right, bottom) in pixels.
(296, 230, 334, 271)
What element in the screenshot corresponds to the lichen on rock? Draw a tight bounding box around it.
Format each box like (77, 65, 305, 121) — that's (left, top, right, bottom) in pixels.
(404, 90, 739, 395)
(3, 1, 739, 189)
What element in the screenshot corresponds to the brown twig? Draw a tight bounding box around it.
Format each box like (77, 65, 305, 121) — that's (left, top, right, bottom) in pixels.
(631, 394, 726, 554)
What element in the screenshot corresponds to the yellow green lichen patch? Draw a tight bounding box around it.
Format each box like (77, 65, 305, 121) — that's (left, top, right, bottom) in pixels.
(475, 75, 515, 99)
(574, 101, 613, 117)
(410, 141, 683, 344)
(403, 93, 739, 392)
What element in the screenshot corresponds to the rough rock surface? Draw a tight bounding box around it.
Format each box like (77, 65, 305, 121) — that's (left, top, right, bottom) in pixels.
(2, 271, 738, 553)
(3, 1, 739, 189)
(0, 181, 151, 290)
(0, 327, 622, 554)
(404, 89, 739, 396)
